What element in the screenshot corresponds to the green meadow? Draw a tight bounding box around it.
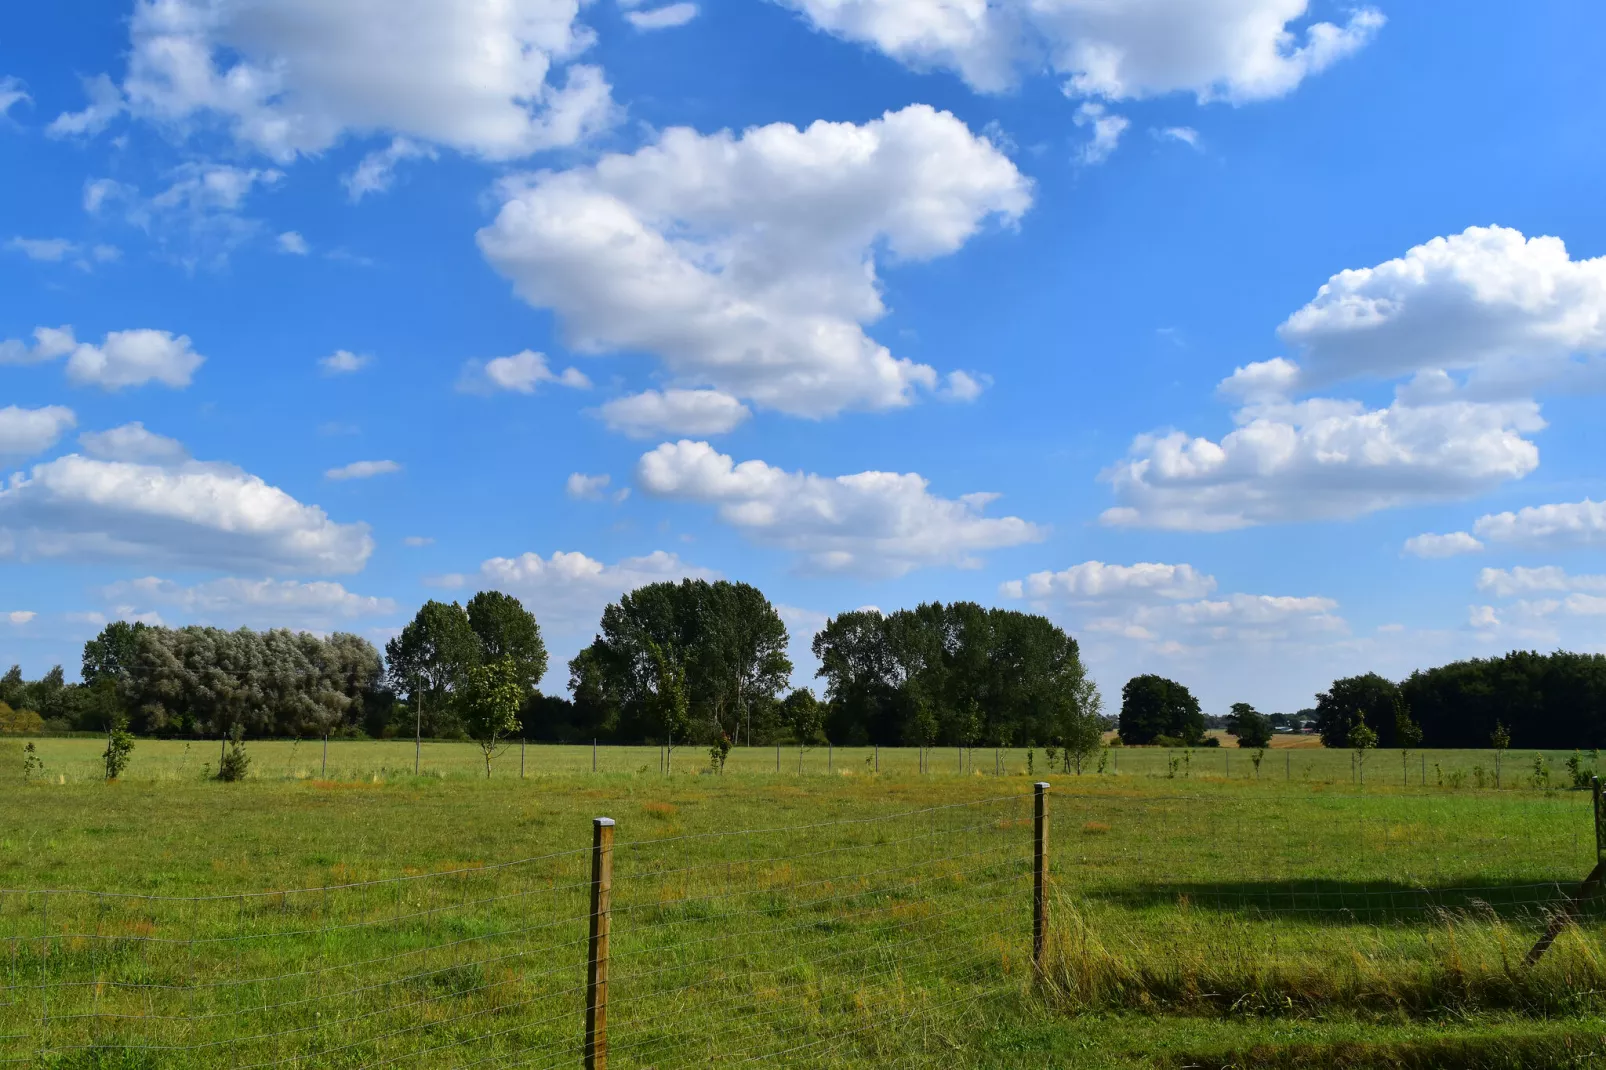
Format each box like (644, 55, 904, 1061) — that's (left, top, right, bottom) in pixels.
(5, 738, 1606, 1068)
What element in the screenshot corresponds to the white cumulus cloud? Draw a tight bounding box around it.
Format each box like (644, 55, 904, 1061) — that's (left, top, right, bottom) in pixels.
(325, 460, 401, 481)
(599, 389, 751, 438)
(319, 350, 372, 375)
(478, 105, 1030, 419)
(78, 422, 189, 464)
(443, 549, 715, 629)
(277, 231, 310, 255)
(637, 439, 1044, 575)
(100, 576, 396, 629)
(1472, 498, 1606, 550)
(777, 0, 1382, 100)
(626, 3, 699, 29)
(1279, 226, 1606, 395)
(1402, 531, 1483, 558)
(100, 0, 615, 162)
(1001, 560, 1216, 602)
(1102, 386, 1544, 531)
(0, 454, 372, 574)
(58, 328, 206, 390)
(0, 407, 77, 461)
(457, 350, 591, 394)
(566, 473, 629, 502)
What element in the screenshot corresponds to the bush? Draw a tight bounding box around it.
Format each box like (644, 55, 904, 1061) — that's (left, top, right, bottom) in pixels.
(103, 716, 135, 780)
(0, 702, 46, 736)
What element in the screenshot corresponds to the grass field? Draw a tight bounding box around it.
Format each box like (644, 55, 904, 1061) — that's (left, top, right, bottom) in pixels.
(5, 738, 1606, 1068)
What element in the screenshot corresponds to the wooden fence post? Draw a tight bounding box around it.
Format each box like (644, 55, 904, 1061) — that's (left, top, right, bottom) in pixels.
(585, 817, 615, 1070)
(1033, 781, 1049, 978)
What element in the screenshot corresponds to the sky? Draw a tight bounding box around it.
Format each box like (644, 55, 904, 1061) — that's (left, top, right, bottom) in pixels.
(3, 0, 1606, 714)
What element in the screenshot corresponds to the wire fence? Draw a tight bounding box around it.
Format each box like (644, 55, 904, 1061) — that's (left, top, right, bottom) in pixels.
(1, 792, 1036, 1068)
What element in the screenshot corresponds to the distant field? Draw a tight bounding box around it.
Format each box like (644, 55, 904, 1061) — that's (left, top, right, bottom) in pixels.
(5, 739, 1606, 1067)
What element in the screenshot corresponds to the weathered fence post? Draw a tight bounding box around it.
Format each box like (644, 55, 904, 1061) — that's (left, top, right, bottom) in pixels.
(874, 743, 879, 773)
(585, 817, 615, 1069)
(1527, 776, 1605, 965)
(1033, 781, 1049, 978)
(593, 738, 597, 773)
(520, 739, 526, 779)
(321, 734, 328, 777)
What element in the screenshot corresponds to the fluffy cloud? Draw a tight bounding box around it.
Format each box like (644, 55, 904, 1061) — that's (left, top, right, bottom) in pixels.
(0, 407, 77, 462)
(97, 0, 614, 161)
(1278, 226, 1606, 394)
(0, 327, 76, 366)
(100, 576, 396, 629)
(478, 105, 1030, 419)
(325, 460, 401, 481)
(565, 473, 628, 502)
(1003, 558, 1345, 653)
(0, 454, 372, 574)
(1472, 498, 1606, 550)
(1476, 566, 1606, 599)
(7, 237, 76, 262)
(599, 389, 751, 438)
(624, 2, 699, 29)
(779, 0, 1381, 100)
(61, 328, 206, 390)
(1402, 531, 1483, 558)
(319, 350, 372, 375)
(457, 350, 591, 394)
(277, 231, 310, 255)
(442, 548, 714, 629)
(637, 439, 1044, 574)
(1001, 560, 1215, 602)
(78, 422, 189, 464)
(1102, 388, 1544, 531)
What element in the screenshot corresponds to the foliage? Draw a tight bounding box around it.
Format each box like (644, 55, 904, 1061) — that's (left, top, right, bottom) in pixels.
(1118, 675, 1204, 745)
(1531, 751, 1550, 789)
(385, 601, 479, 737)
(1061, 680, 1105, 774)
(465, 592, 548, 695)
(103, 715, 135, 780)
(1225, 702, 1273, 748)
(216, 726, 250, 781)
(22, 741, 42, 779)
(812, 602, 1092, 748)
(709, 732, 732, 773)
(569, 580, 791, 745)
(462, 658, 524, 777)
(1314, 673, 1401, 748)
(1251, 747, 1265, 777)
(1491, 720, 1511, 753)
(0, 702, 46, 736)
(782, 689, 823, 747)
(1402, 650, 1606, 749)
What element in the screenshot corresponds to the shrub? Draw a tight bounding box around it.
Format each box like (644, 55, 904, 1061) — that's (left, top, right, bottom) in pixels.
(0, 702, 46, 736)
(103, 716, 135, 780)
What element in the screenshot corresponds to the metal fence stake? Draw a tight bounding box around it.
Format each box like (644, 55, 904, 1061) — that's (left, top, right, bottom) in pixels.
(1033, 781, 1049, 978)
(585, 817, 615, 1070)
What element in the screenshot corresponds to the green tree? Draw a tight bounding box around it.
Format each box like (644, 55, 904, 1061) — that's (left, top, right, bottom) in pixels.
(103, 713, 135, 780)
(1349, 717, 1378, 783)
(1313, 674, 1401, 749)
(463, 658, 524, 778)
(465, 591, 548, 695)
(783, 688, 824, 773)
(1117, 675, 1204, 745)
(83, 621, 147, 688)
(1225, 702, 1274, 748)
(385, 601, 479, 738)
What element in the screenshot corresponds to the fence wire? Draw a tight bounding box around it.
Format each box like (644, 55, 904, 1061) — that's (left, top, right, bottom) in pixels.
(0, 793, 1034, 1068)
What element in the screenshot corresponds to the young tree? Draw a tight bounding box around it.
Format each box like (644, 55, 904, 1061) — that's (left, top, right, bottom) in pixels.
(103, 713, 135, 780)
(1491, 720, 1511, 787)
(1395, 697, 1423, 784)
(783, 689, 824, 773)
(463, 658, 523, 778)
(649, 640, 691, 773)
(1349, 716, 1378, 784)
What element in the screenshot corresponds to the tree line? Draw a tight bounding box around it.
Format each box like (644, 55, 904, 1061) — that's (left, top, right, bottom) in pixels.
(9, 586, 1605, 752)
(3, 582, 1106, 756)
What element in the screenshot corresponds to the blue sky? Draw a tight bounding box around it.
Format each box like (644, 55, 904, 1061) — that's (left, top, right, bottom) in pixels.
(3, 0, 1606, 713)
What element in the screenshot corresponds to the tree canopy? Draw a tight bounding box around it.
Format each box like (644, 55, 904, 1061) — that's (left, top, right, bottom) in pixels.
(568, 580, 792, 745)
(1312, 674, 1400, 749)
(810, 602, 1096, 748)
(1118, 675, 1203, 745)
